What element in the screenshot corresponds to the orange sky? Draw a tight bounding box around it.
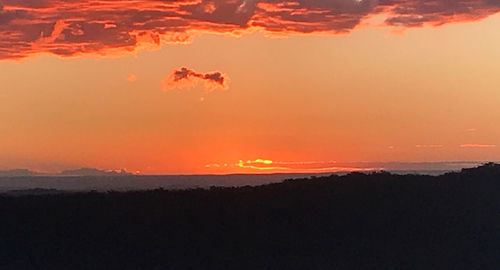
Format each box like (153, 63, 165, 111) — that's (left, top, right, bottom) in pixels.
(1, 1, 499, 174)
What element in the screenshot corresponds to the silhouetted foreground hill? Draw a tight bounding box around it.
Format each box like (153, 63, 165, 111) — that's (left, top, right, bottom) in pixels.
(0, 164, 499, 270)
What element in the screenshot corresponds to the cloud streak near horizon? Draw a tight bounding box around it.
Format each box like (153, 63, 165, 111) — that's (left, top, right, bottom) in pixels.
(1, 0, 500, 59)
(205, 159, 490, 172)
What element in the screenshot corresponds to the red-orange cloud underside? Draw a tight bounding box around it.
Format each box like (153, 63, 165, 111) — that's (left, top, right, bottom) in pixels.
(1, 0, 499, 59)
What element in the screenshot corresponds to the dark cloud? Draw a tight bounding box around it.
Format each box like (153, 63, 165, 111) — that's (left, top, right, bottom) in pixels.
(382, 0, 500, 27)
(0, 0, 499, 59)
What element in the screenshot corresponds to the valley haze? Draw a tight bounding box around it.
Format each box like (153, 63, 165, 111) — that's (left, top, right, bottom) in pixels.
(0, 162, 493, 192)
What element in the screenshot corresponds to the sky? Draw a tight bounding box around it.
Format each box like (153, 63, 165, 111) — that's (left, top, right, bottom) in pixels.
(1, 0, 500, 174)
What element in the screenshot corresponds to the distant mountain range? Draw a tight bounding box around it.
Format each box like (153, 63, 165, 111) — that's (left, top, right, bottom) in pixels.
(0, 169, 38, 177)
(0, 168, 132, 177)
(59, 168, 132, 176)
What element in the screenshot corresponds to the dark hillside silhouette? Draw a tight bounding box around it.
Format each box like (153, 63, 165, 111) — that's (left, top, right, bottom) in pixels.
(0, 164, 499, 269)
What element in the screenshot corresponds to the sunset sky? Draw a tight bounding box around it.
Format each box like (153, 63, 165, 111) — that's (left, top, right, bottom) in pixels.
(1, 0, 500, 174)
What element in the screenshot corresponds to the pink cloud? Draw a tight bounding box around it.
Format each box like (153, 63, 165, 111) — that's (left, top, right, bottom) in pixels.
(0, 0, 499, 59)
(162, 67, 228, 91)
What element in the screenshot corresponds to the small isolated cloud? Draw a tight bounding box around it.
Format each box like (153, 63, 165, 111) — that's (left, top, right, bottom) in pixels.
(127, 74, 138, 83)
(162, 67, 228, 91)
(460, 144, 497, 148)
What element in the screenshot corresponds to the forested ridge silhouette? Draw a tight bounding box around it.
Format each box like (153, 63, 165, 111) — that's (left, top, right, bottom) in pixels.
(0, 164, 499, 269)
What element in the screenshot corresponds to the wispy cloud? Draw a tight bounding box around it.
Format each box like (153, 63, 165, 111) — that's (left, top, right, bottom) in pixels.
(460, 144, 497, 148)
(162, 67, 228, 91)
(1, 0, 499, 59)
(416, 144, 443, 148)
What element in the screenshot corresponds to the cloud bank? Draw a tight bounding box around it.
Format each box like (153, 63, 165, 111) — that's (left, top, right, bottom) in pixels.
(163, 67, 228, 91)
(1, 0, 500, 59)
